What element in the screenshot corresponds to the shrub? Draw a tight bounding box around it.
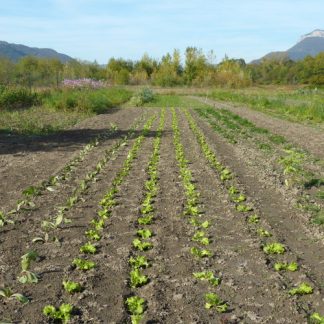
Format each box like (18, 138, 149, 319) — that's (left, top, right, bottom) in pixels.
(129, 88, 155, 107)
(43, 88, 132, 114)
(0, 87, 39, 110)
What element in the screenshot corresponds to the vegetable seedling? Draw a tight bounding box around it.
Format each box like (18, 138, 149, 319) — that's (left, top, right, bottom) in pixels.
(248, 214, 260, 224)
(129, 256, 149, 269)
(205, 293, 228, 313)
(130, 269, 149, 288)
(90, 219, 105, 231)
(80, 242, 97, 254)
(0, 287, 29, 304)
(0, 212, 14, 227)
(132, 239, 153, 251)
(190, 247, 213, 258)
(21, 251, 38, 271)
(192, 231, 210, 245)
(274, 262, 298, 272)
(63, 281, 83, 294)
(43, 303, 74, 323)
(236, 204, 253, 212)
(263, 243, 285, 255)
(72, 258, 96, 271)
(193, 271, 220, 286)
(138, 215, 154, 225)
(257, 228, 272, 237)
(289, 282, 313, 296)
(136, 229, 152, 239)
(310, 313, 324, 324)
(18, 271, 39, 284)
(125, 296, 146, 324)
(85, 229, 101, 241)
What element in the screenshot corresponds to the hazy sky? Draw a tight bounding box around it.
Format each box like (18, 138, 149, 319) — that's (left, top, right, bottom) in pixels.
(0, 0, 323, 63)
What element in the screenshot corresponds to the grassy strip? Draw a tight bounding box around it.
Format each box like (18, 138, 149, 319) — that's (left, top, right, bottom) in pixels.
(207, 89, 324, 124)
(0, 88, 132, 135)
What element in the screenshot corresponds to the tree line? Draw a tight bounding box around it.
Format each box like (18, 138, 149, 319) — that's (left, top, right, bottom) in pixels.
(0, 47, 323, 88)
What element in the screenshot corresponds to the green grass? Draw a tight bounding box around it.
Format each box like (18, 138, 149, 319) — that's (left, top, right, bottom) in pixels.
(0, 87, 132, 135)
(43, 87, 132, 114)
(206, 88, 324, 124)
(142, 94, 210, 109)
(0, 106, 90, 135)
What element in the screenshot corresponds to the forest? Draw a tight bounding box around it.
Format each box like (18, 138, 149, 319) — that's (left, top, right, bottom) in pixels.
(0, 47, 323, 89)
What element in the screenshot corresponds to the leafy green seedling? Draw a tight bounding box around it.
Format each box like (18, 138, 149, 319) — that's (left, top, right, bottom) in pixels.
(43, 304, 74, 323)
(263, 243, 285, 255)
(63, 281, 83, 294)
(18, 271, 39, 284)
(138, 215, 153, 225)
(184, 205, 199, 216)
(72, 258, 96, 271)
(232, 194, 246, 203)
(23, 186, 40, 197)
(236, 204, 253, 212)
(0, 212, 14, 227)
(205, 293, 228, 312)
(97, 208, 111, 219)
(200, 220, 211, 229)
(193, 271, 220, 286)
(248, 214, 260, 224)
(220, 169, 232, 181)
(189, 217, 200, 226)
(192, 231, 210, 245)
(21, 251, 38, 271)
(257, 228, 272, 237)
(228, 186, 239, 195)
(130, 269, 149, 288)
(132, 239, 153, 251)
(65, 195, 79, 208)
(141, 203, 154, 215)
(129, 256, 149, 269)
(289, 282, 313, 296)
(125, 296, 145, 324)
(190, 247, 213, 258)
(274, 262, 298, 272)
(137, 229, 152, 239)
(0, 287, 29, 304)
(90, 219, 105, 231)
(85, 229, 101, 241)
(80, 242, 97, 254)
(310, 313, 324, 324)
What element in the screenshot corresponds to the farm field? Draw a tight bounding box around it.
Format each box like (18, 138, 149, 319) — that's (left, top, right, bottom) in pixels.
(0, 95, 324, 323)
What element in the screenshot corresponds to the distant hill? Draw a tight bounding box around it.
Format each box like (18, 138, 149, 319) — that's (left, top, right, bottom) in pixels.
(251, 29, 324, 63)
(0, 41, 73, 62)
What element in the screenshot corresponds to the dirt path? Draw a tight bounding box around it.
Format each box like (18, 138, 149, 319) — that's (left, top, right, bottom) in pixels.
(191, 96, 324, 159)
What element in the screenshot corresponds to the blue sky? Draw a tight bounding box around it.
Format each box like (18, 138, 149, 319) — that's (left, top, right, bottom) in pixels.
(0, 0, 323, 63)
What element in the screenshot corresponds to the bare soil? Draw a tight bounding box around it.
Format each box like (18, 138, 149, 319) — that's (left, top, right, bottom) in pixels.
(0, 106, 323, 323)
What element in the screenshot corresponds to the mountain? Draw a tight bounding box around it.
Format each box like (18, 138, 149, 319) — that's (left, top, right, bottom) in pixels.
(251, 29, 324, 63)
(0, 41, 73, 62)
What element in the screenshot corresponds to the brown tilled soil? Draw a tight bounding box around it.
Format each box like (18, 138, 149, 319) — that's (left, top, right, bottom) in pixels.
(0, 106, 323, 323)
(191, 96, 324, 159)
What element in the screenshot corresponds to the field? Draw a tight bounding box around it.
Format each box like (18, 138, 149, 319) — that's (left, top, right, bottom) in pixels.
(0, 90, 324, 323)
